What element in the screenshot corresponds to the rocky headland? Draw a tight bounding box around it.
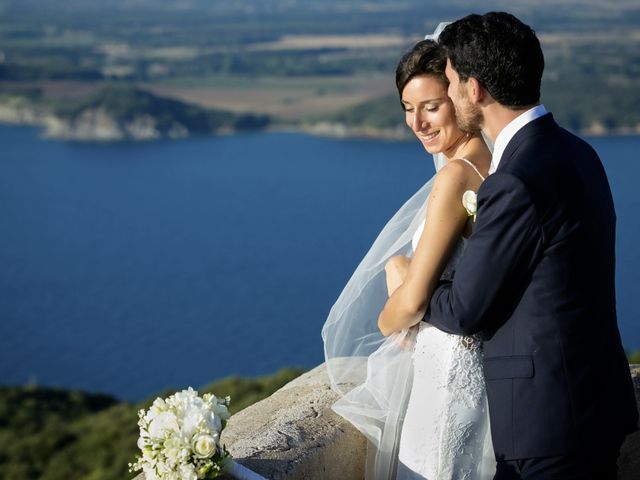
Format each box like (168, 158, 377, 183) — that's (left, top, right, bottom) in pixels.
(0, 86, 270, 141)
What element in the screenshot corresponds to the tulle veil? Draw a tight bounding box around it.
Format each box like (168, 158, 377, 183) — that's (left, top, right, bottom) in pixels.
(321, 156, 436, 479)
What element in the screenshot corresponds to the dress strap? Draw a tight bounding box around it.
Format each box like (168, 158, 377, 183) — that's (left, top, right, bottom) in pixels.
(459, 157, 486, 181)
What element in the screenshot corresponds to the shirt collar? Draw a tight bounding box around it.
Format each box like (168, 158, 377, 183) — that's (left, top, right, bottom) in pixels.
(489, 104, 548, 174)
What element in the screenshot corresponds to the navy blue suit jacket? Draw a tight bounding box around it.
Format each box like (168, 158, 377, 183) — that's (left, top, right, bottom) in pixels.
(427, 113, 638, 460)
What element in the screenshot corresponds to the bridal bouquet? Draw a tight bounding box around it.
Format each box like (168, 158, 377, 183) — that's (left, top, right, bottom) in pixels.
(129, 388, 264, 480)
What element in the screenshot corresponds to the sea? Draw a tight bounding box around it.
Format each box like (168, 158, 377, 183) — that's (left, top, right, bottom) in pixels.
(1, 125, 638, 401)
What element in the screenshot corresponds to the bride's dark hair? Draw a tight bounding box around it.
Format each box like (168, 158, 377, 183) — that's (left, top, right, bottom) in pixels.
(395, 40, 447, 104)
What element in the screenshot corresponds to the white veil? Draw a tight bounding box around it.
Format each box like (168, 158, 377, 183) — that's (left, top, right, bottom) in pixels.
(321, 22, 496, 480)
(321, 166, 436, 480)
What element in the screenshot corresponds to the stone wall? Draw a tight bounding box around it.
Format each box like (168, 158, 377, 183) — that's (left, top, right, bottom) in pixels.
(219, 363, 366, 479)
(136, 364, 640, 479)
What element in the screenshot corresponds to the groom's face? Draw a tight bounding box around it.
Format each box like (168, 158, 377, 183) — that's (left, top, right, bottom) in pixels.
(445, 59, 483, 134)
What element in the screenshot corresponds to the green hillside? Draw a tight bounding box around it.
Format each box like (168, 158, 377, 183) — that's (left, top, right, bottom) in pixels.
(0, 368, 304, 480)
(52, 86, 270, 135)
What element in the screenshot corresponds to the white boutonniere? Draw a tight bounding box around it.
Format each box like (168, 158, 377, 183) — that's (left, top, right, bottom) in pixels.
(462, 190, 477, 221)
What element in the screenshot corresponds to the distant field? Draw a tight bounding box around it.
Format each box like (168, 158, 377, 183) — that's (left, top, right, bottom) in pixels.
(143, 73, 397, 121)
(246, 34, 408, 51)
(1, 0, 639, 133)
(539, 31, 640, 44)
(0, 73, 395, 123)
(1, 73, 398, 123)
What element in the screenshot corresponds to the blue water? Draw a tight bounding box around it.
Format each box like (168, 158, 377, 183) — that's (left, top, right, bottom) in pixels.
(0, 125, 638, 400)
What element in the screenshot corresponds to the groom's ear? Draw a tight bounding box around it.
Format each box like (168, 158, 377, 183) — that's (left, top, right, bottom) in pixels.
(466, 77, 487, 104)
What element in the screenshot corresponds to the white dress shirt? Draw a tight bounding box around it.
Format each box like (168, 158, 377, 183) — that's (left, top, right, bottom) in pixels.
(489, 104, 548, 174)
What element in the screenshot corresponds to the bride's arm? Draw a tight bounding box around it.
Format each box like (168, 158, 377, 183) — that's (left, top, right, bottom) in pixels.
(378, 162, 470, 336)
(384, 255, 410, 296)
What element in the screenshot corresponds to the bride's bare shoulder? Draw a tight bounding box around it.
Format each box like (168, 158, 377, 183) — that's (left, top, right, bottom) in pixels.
(433, 160, 473, 188)
(427, 162, 471, 217)
(442, 156, 487, 184)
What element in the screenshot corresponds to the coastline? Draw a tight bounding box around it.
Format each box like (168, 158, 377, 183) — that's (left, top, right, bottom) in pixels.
(0, 89, 267, 141)
(1, 101, 639, 142)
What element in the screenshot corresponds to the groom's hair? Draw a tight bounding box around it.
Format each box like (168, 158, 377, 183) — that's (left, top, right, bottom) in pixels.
(438, 12, 544, 108)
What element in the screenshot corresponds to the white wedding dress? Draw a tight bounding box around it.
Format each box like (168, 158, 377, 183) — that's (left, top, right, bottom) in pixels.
(323, 154, 496, 480)
(396, 222, 494, 480)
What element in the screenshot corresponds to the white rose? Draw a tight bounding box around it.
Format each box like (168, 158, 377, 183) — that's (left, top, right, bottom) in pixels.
(462, 190, 477, 220)
(192, 434, 217, 458)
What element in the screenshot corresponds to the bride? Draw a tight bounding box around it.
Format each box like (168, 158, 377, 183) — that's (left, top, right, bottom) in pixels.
(322, 30, 495, 480)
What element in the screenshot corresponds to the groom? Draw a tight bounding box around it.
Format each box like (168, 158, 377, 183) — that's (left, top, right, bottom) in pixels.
(425, 12, 638, 479)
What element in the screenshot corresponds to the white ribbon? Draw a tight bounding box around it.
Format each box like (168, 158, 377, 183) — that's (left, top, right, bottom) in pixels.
(227, 460, 267, 480)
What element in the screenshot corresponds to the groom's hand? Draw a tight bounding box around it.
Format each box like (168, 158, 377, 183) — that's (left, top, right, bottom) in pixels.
(385, 255, 410, 296)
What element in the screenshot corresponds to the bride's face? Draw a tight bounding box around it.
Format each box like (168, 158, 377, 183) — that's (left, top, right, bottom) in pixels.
(401, 75, 463, 155)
